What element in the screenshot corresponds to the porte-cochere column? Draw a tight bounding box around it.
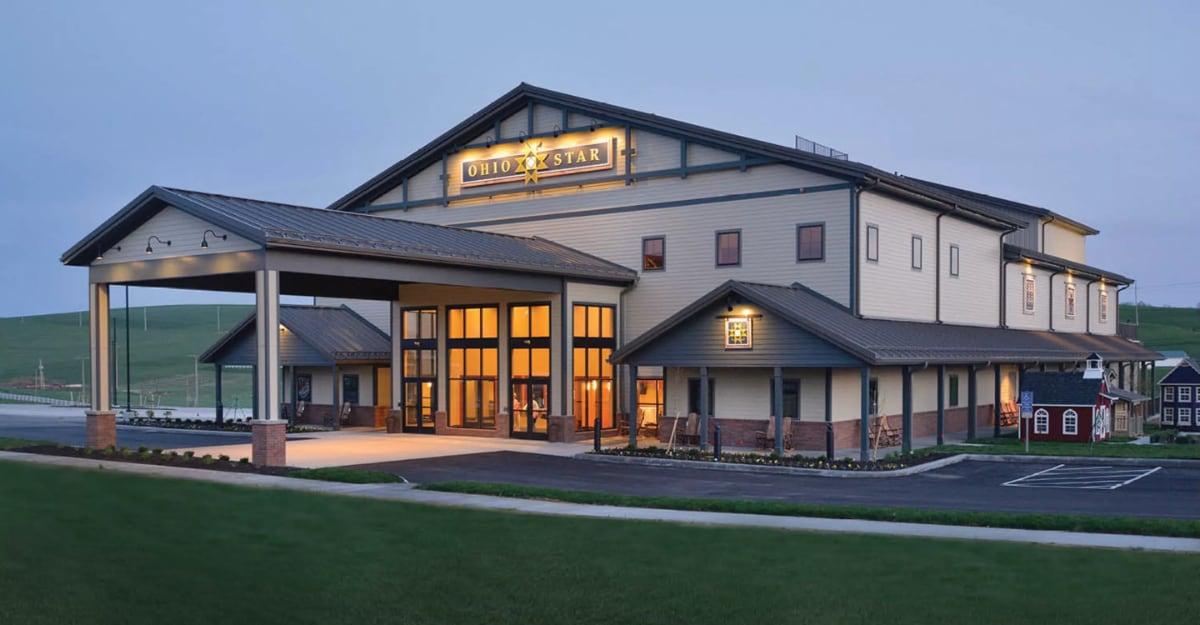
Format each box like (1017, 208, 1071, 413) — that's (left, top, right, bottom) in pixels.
(85, 282, 116, 449)
(250, 269, 286, 466)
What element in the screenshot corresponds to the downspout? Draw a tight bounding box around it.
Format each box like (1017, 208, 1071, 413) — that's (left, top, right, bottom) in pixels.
(1084, 277, 1100, 334)
(935, 213, 945, 323)
(997, 228, 1018, 327)
(1117, 283, 1132, 329)
(617, 278, 639, 416)
(1048, 269, 1064, 332)
(850, 185, 863, 316)
(1040, 216, 1055, 253)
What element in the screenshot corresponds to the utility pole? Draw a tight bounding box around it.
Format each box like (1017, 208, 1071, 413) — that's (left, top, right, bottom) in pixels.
(216, 306, 221, 333)
(76, 356, 89, 403)
(188, 354, 199, 408)
(1134, 283, 1140, 326)
(143, 306, 148, 332)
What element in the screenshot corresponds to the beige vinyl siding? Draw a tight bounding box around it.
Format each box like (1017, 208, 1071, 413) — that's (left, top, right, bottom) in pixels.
(939, 215, 1001, 327)
(828, 365, 1000, 423)
(284, 365, 375, 406)
(375, 160, 441, 204)
(498, 107, 526, 138)
(531, 103, 561, 134)
(857, 192, 937, 322)
(687, 142, 739, 166)
(1051, 273, 1087, 333)
(92, 207, 258, 265)
(1042, 220, 1087, 262)
(1090, 281, 1117, 336)
(1005, 263, 1050, 331)
(633, 131, 682, 171)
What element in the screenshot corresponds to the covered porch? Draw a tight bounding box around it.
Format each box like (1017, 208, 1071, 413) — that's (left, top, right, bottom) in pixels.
(61, 186, 636, 465)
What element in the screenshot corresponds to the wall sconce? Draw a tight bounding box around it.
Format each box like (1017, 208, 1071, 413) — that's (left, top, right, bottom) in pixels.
(145, 236, 171, 254)
(589, 119, 599, 132)
(95, 245, 121, 261)
(200, 229, 227, 249)
(552, 124, 561, 137)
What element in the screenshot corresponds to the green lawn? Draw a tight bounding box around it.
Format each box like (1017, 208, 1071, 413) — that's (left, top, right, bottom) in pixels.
(936, 436, 1200, 459)
(0, 304, 253, 408)
(1120, 303, 1200, 362)
(1, 461, 1197, 625)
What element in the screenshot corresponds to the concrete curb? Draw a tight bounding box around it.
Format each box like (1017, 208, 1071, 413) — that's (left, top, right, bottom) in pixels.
(575, 451, 969, 478)
(2, 450, 1197, 553)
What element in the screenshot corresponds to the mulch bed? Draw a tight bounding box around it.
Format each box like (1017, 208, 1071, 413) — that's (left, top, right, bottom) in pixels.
(120, 417, 328, 434)
(592, 446, 949, 472)
(12, 444, 294, 476)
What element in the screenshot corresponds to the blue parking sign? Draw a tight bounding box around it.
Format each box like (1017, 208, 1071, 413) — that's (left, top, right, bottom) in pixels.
(1020, 391, 1034, 416)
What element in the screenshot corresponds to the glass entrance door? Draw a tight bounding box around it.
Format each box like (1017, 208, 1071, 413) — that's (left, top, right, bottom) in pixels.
(509, 303, 551, 439)
(401, 308, 437, 434)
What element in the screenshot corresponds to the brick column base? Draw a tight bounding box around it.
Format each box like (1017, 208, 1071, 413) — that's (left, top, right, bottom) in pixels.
(250, 419, 287, 466)
(85, 410, 116, 449)
(547, 415, 575, 443)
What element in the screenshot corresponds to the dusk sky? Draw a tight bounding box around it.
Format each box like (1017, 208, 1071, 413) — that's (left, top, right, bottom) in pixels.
(1, 0, 1196, 316)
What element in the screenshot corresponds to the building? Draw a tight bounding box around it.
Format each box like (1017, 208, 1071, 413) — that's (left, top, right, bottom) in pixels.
(1156, 350, 1189, 370)
(1159, 358, 1200, 432)
(1021, 371, 1113, 443)
(60, 83, 1161, 465)
(199, 305, 392, 428)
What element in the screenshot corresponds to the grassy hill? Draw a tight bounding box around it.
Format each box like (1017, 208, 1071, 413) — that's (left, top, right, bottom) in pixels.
(0, 304, 254, 409)
(1119, 303, 1200, 360)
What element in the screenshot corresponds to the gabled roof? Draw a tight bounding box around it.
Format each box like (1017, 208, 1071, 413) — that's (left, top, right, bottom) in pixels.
(199, 305, 391, 365)
(1105, 387, 1150, 403)
(610, 280, 1162, 366)
(1004, 244, 1133, 284)
(326, 83, 1022, 231)
(907, 177, 1100, 235)
(60, 186, 636, 283)
(1159, 358, 1200, 385)
(1021, 372, 1103, 405)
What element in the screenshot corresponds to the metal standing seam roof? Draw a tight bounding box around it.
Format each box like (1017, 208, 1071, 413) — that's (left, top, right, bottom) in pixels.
(60, 186, 638, 283)
(199, 305, 392, 365)
(1020, 372, 1104, 405)
(610, 280, 1163, 366)
(906, 177, 1100, 235)
(1004, 244, 1133, 284)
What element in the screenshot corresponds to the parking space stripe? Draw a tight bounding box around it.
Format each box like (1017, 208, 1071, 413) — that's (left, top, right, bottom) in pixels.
(1001, 464, 1064, 486)
(1002, 464, 1164, 490)
(1108, 466, 1162, 490)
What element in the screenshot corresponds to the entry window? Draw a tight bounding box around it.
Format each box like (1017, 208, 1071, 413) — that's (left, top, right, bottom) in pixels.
(342, 374, 360, 405)
(796, 223, 824, 262)
(715, 230, 741, 267)
(949, 374, 960, 407)
(1034, 409, 1049, 434)
(866, 225, 880, 262)
(1062, 409, 1078, 435)
(295, 374, 312, 403)
(401, 308, 438, 430)
(1099, 289, 1109, 322)
(448, 306, 499, 429)
(768, 378, 800, 420)
(911, 235, 923, 270)
(573, 304, 615, 430)
(949, 245, 960, 277)
(687, 378, 716, 416)
(510, 303, 551, 436)
(637, 378, 664, 427)
(1023, 274, 1037, 314)
(642, 236, 665, 271)
(1065, 283, 1077, 319)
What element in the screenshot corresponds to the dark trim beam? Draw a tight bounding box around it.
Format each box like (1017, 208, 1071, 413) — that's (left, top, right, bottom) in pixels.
(773, 366, 784, 455)
(967, 364, 978, 440)
(901, 365, 913, 453)
(699, 366, 710, 450)
(824, 367, 834, 460)
(628, 364, 638, 448)
(859, 365, 870, 462)
(936, 365, 945, 446)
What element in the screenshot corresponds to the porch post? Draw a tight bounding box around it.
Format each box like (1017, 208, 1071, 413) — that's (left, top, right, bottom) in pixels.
(967, 364, 978, 440)
(85, 282, 116, 448)
(772, 366, 784, 455)
(331, 364, 340, 430)
(1150, 361, 1157, 409)
(628, 364, 638, 448)
(214, 364, 223, 425)
(824, 367, 833, 460)
(936, 365, 945, 446)
(251, 269, 285, 466)
(993, 363, 1002, 438)
(859, 365, 870, 462)
(390, 299, 403, 429)
(699, 366, 710, 450)
(901, 365, 912, 454)
(1118, 361, 1126, 389)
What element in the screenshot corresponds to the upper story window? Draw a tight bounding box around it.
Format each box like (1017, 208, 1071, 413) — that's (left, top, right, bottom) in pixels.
(949, 245, 960, 277)
(796, 223, 824, 262)
(865, 225, 880, 262)
(1065, 283, 1077, 319)
(1164, 386, 1175, 402)
(642, 236, 665, 271)
(1098, 289, 1109, 322)
(1181, 386, 1194, 403)
(911, 235, 923, 270)
(1023, 274, 1037, 315)
(715, 230, 741, 267)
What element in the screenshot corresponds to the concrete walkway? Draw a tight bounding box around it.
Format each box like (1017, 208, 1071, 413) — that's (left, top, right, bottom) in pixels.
(3, 450, 1196, 554)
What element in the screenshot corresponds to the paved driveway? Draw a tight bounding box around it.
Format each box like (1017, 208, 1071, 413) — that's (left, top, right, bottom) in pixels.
(348, 451, 1200, 520)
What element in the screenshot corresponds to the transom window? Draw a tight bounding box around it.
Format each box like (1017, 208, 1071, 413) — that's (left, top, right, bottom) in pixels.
(1063, 409, 1078, 435)
(715, 230, 741, 267)
(949, 245, 960, 277)
(866, 225, 880, 262)
(642, 236, 665, 271)
(1065, 283, 1077, 319)
(1034, 408, 1049, 434)
(1023, 274, 1037, 314)
(573, 304, 615, 431)
(911, 235, 923, 270)
(796, 223, 824, 262)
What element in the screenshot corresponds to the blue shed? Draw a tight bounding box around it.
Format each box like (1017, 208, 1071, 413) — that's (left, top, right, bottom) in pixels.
(1158, 358, 1200, 432)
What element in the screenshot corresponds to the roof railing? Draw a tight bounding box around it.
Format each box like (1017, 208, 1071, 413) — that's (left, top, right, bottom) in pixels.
(794, 135, 848, 160)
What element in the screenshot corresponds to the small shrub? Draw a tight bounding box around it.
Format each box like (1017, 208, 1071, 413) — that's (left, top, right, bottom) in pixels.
(137, 446, 148, 453)
(238, 457, 250, 465)
(183, 451, 195, 459)
(218, 455, 230, 462)
(201, 454, 215, 465)
(151, 448, 163, 455)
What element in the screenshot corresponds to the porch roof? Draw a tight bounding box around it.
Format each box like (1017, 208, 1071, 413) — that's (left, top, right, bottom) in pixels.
(610, 280, 1162, 367)
(200, 305, 391, 366)
(61, 186, 637, 284)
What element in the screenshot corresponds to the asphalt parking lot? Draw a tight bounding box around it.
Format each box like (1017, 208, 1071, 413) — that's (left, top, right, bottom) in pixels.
(349, 451, 1200, 520)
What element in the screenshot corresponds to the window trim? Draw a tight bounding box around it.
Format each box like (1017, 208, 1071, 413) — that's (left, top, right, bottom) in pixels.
(795, 222, 825, 263)
(1064, 283, 1077, 319)
(1164, 407, 1174, 423)
(911, 235, 923, 270)
(1022, 274, 1037, 315)
(641, 235, 665, 272)
(1062, 409, 1078, 435)
(865, 224, 880, 263)
(1034, 408, 1049, 434)
(1181, 386, 1193, 403)
(714, 229, 742, 267)
(1180, 407, 1193, 425)
(948, 244, 960, 277)
(1164, 386, 1175, 402)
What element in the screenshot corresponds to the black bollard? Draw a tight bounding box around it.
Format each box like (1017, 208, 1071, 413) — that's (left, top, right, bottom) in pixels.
(594, 414, 601, 451)
(713, 423, 722, 460)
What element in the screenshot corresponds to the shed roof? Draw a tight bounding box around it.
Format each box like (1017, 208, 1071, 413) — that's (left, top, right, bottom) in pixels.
(1021, 372, 1103, 405)
(611, 280, 1162, 367)
(200, 305, 391, 365)
(1004, 244, 1132, 284)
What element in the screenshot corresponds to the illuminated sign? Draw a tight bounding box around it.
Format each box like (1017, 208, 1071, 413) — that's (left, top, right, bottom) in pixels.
(461, 139, 614, 187)
(724, 317, 752, 350)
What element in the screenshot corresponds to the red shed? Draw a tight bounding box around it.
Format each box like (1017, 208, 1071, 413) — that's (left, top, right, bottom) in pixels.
(1021, 372, 1113, 443)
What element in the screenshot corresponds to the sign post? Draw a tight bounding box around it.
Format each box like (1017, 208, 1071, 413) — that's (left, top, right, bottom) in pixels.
(1019, 391, 1034, 453)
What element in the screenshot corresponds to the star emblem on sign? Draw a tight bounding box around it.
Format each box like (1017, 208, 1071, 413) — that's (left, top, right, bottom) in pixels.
(516, 141, 549, 184)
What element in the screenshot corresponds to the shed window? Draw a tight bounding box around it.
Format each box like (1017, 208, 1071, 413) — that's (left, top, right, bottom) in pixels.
(715, 230, 741, 267)
(949, 245, 960, 277)
(949, 374, 960, 407)
(866, 225, 880, 262)
(1065, 283, 1077, 319)
(1180, 407, 1193, 425)
(1023, 274, 1036, 314)
(1181, 386, 1193, 403)
(642, 236, 665, 271)
(1164, 386, 1175, 402)
(1034, 408, 1049, 434)
(1062, 409, 1078, 435)
(1164, 407, 1174, 423)
(911, 235, 923, 270)
(796, 223, 824, 261)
